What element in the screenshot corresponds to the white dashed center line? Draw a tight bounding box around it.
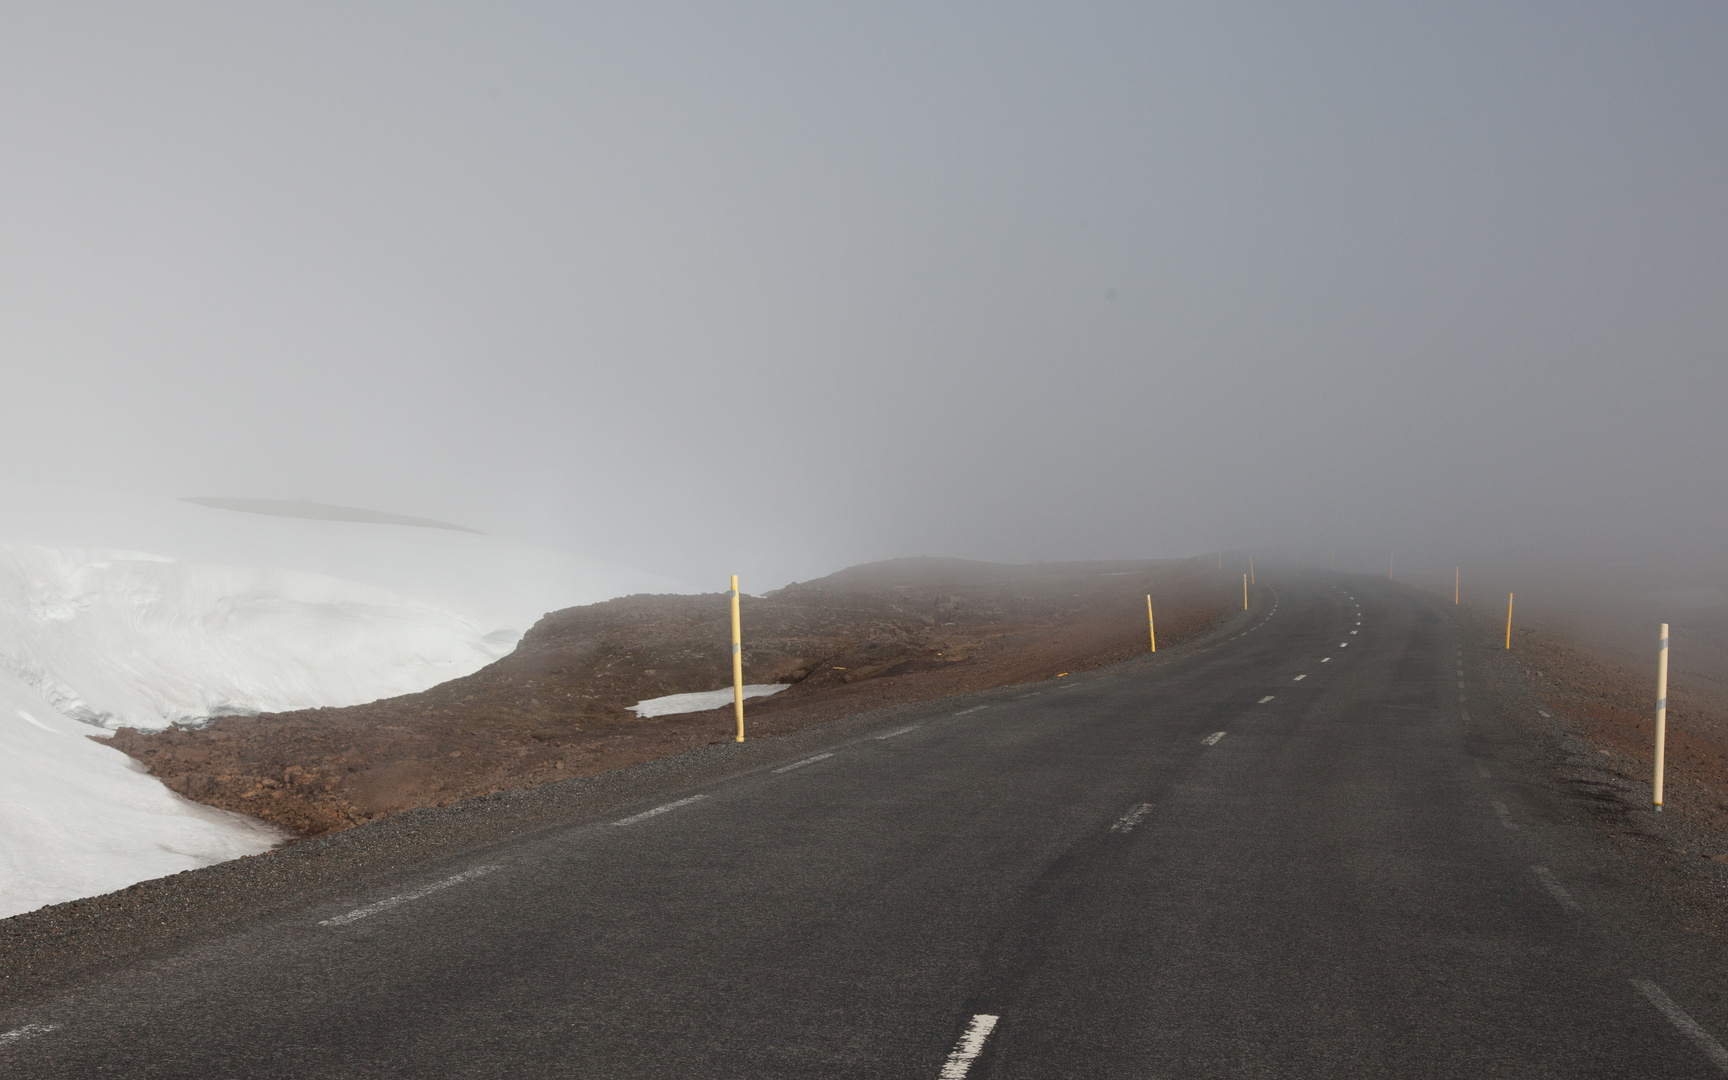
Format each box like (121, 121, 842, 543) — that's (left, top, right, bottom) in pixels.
(877, 726, 919, 740)
(773, 753, 834, 774)
(1111, 803, 1154, 833)
(1633, 980, 1728, 1070)
(1492, 800, 1519, 830)
(612, 794, 707, 827)
(1321, 657, 1331, 663)
(939, 1014, 1000, 1079)
(1258, 695, 1275, 703)
(1340, 643, 1349, 648)
(320, 865, 501, 927)
(1533, 866, 1581, 911)
(1202, 731, 1226, 746)
(1294, 674, 1307, 681)
(0, 1023, 58, 1047)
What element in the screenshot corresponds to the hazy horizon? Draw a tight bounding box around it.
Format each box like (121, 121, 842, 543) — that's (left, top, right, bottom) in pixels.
(4, 3, 1725, 596)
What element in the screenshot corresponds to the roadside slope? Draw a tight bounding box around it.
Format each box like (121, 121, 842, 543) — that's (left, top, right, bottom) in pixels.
(110, 557, 1236, 836)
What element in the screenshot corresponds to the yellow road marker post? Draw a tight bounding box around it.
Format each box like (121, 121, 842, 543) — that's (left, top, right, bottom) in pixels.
(1243, 573, 1248, 610)
(1454, 567, 1459, 604)
(1249, 557, 1255, 585)
(1654, 623, 1669, 811)
(730, 575, 745, 742)
(1147, 595, 1156, 652)
(1505, 592, 1514, 650)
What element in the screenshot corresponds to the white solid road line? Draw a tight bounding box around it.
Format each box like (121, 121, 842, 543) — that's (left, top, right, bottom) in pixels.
(1202, 731, 1226, 746)
(877, 726, 919, 740)
(612, 794, 707, 827)
(1294, 674, 1307, 681)
(1632, 980, 1728, 1071)
(1258, 695, 1275, 703)
(1492, 800, 1519, 830)
(320, 865, 502, 927)
(0, 1023, 58, 1047)
(1533, 866, 1582, 911)
(939, 1014, 1000, 1079)
(1111, 803, 1154, 833)
(773, 753, 835, 774)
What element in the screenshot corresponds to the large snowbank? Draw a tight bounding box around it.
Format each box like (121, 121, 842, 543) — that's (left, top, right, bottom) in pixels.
(0, 483, 696, 917)
(0, 544, 523, 731)
(0, 670, 286, 919)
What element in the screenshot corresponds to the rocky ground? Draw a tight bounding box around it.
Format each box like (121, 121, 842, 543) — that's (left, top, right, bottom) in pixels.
(111, 556, 1236, 838)
(1507, 620, 1728, 860)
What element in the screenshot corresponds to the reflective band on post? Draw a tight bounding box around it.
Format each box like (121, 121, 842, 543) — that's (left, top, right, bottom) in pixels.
(732, 643, 740, 654)
(1655, 623, 1669, 810)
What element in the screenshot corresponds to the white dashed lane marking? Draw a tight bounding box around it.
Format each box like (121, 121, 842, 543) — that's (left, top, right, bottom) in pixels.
(1492, 800, 1519, 830)
(774, 753, 834, 774)
(1294, 674, 1307, 681)
(1633, 980, 1728, 1071)
(320, 865, 501, 927)
(0, 1024, 58, 1047)
(1110, 804, 1154, 833)
(1321, 657, 1331, 663)
(1533, 867, 1581, 912)
(939, 1014, 1000, 1079)
(877, 726, 919, 740)
(1258, 695, 1275, 703)
(1202, 731, 1226, 746)
(612, 794, 707, 827)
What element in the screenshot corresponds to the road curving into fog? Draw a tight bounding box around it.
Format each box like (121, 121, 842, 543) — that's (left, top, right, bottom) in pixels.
(6, 570, 1728, 1077)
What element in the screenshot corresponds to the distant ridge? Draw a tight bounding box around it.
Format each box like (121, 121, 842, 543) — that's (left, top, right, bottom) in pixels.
(182, 497, 485, 534)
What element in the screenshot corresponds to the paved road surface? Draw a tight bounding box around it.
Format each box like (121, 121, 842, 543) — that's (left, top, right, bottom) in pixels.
(5, 572, 1727, 1077)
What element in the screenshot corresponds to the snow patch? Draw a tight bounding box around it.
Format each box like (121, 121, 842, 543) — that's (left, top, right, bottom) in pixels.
(629, 684, 790, 718)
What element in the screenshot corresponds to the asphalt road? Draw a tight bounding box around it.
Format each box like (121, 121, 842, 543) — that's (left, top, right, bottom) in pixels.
(5, 571, 1728, 1077)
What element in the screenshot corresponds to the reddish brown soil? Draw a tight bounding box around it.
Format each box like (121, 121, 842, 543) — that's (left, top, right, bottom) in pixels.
(1512, 625, 1728, 850)
(111, 557, 1236, 838)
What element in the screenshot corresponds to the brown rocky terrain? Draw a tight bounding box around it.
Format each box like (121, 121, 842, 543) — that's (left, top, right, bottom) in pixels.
(110, 556, 1237, 838)
(1509, 622, 1728, 853)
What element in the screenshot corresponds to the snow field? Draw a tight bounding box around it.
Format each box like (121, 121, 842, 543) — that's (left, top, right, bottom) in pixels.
(0, 483, 696, 917)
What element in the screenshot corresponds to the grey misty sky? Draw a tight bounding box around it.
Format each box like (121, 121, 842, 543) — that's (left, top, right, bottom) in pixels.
(2, 2, 1725, 590)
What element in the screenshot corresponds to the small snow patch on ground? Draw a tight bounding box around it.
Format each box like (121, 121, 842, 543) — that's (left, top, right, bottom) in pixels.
(629, 684, 790, 718)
